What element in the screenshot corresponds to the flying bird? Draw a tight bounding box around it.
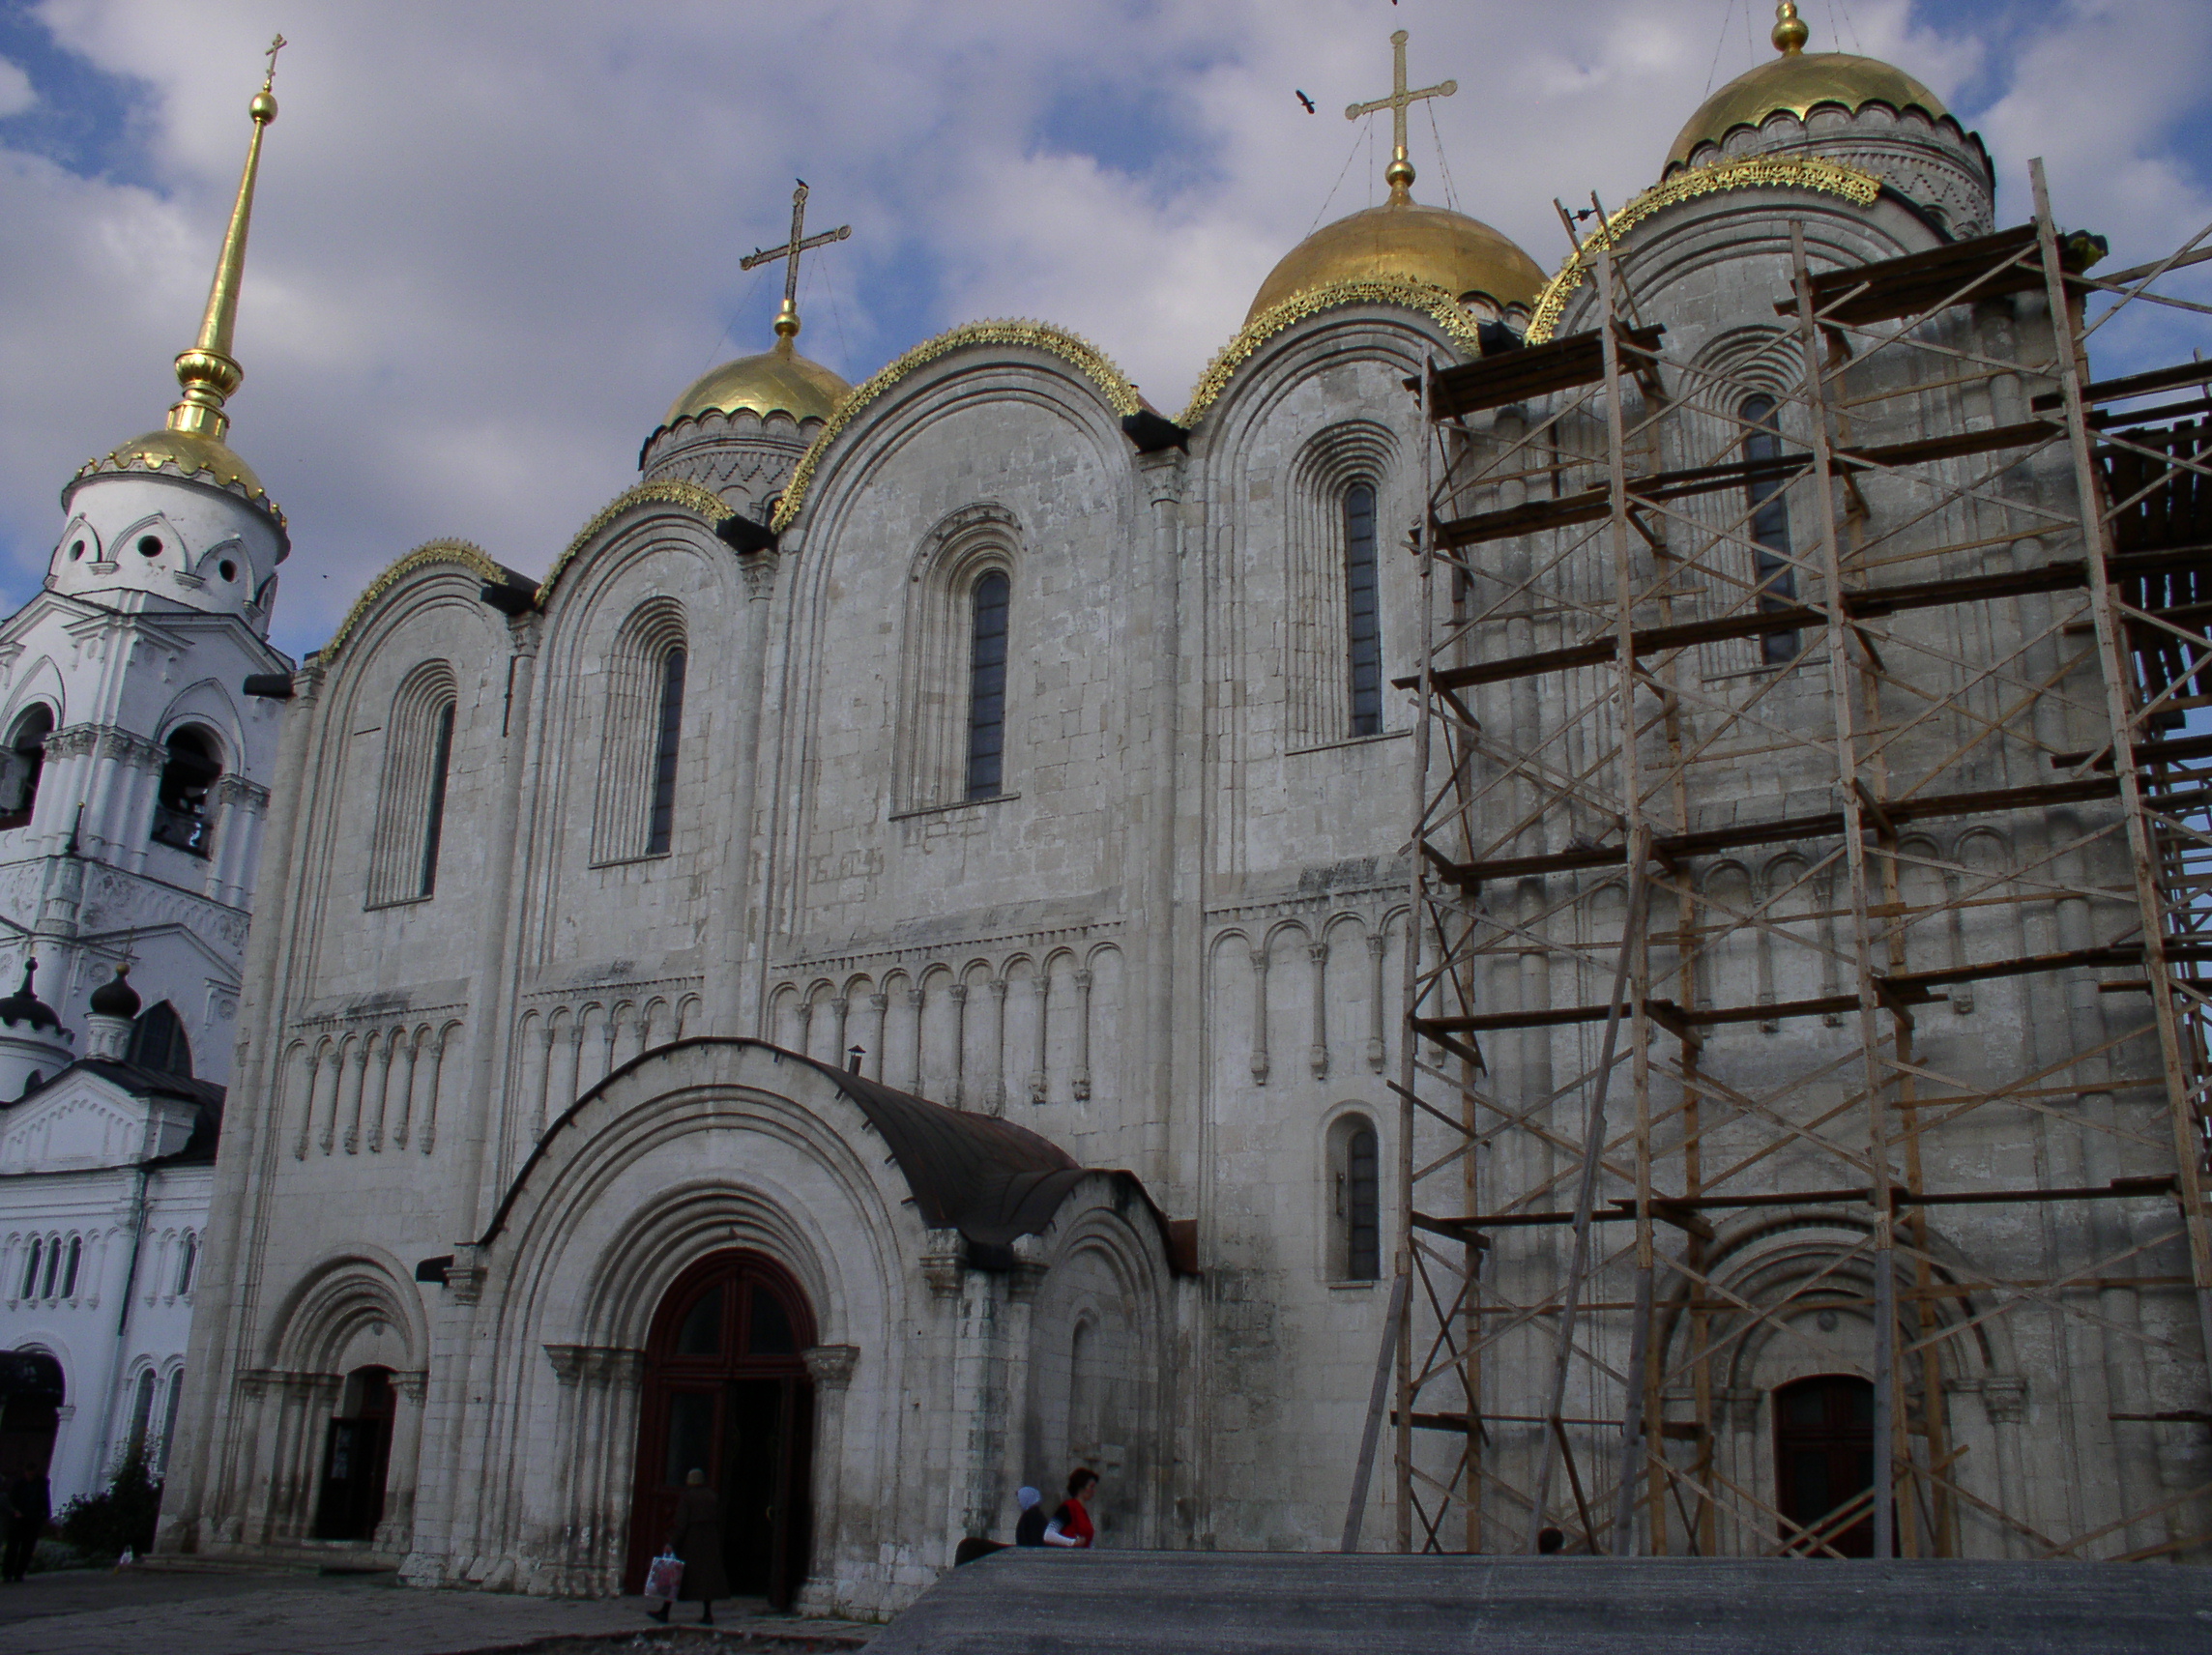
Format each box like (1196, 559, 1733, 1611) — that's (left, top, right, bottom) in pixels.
(1295, 89, 1316, 113)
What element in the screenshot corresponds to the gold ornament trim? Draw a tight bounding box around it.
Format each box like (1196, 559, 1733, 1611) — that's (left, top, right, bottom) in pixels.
(1524, 156, 1882, 343)
(771, 321, 1141, 532)
(319, 538, 513, 666)
(1178, 279, 1482, 429)
(539, 478, 729, 603)
(72, 444, 287, 528)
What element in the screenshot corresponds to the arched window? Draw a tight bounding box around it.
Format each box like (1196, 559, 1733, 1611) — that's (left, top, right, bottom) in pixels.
(151, 728, 221, 857)
(128, 1002, 193, 1079)
(0, 705, 53, 829)
(1344, 482, 1382, 737)
(60, 1235, 79, 1298)
(645, 648, 686, 856)
(158, 1368, 186, 1475)
(966, 572, 1009, 799)
(367, 663, 458, 907)
(592, 603, 686, 863)
(40, 1235, 60, 1299)
(1326, 1114, 1382, 1282)
(20, 1236, 42, 1299)
(1741, 394, 1801, 665)
(127, 1368, 157, 1462)
(176, 1232, 197, 1296)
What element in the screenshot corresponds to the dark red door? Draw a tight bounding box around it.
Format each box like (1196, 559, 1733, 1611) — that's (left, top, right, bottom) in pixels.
(626, 1252, 816, 1607)
(1774, 1374, 1880, 1556)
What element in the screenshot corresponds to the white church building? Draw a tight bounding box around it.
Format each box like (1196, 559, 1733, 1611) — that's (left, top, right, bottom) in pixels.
(134, 11, 2211, 1616)
(0, 65, 288, 1511)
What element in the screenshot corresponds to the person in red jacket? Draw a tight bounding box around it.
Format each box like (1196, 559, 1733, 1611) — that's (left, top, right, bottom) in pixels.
(1042, 1467, 1098, 1548)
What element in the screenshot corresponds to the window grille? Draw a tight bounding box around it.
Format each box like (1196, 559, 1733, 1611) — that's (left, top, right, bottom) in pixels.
(646, 649, 686, 857)
(1345, 482, 1382, 737)
(1346, 1122, 1381, 1280)
(1741, 394, 1801, 664)
(966, 572, 1009, 799)
(128, 1002, 194, 1079)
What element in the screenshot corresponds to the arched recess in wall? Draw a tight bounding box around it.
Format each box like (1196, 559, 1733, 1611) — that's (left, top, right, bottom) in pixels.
(0, 700, 55, 829)
(1285, 421, 1398, 748)
(895, 504, 1022, 814)
(591, 598, 689, 863)
(366, 660, 460, 907)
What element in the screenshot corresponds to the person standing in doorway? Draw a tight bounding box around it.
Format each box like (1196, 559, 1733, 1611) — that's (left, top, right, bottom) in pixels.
(1014, 1486, 1047, 1547)
(1042, 1467, 1098, 1548)
(649, 1467, 729, 1626)
(3, 1466, 48, 1582)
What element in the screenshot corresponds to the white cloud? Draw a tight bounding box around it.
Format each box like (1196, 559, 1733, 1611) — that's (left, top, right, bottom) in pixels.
(0, 57, 32, 118)
(0, 0, 2204, 656)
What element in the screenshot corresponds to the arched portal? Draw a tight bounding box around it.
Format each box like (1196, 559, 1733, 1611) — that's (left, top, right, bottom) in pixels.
(626, 1250, 816, 1608)
(312, 1365, 395, 1541)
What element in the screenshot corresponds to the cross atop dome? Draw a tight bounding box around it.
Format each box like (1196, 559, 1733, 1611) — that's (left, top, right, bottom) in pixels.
(740, 180, 852, 347)
(1344, 28, 1456, 204)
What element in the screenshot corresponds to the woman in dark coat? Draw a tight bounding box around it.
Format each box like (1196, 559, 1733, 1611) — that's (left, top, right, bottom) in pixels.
(650, 1468, 729, 1625)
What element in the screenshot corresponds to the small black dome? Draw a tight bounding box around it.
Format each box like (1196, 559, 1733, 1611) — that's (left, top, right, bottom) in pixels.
(90, 963, 141, 1019)
(0, 959, 61, 1033)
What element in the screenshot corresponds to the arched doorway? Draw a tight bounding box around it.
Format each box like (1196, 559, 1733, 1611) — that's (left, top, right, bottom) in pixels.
(1774, 1374, 1881, 1556)
(312, 1365, 394, 1541)
(0, 1351, 63, 1481)
(627, 1251, 815, 1608)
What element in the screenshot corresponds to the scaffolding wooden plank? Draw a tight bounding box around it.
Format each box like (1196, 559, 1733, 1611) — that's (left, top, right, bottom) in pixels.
(2033, 358, 2212, 413)
(1776, 223, 2043, 326)
(1432, 420, 2059, 550)
(1427, 324, 1666, 419)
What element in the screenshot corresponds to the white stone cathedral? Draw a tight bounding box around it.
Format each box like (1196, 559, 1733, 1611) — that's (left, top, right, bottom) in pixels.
(131, 15, 2156, 1617)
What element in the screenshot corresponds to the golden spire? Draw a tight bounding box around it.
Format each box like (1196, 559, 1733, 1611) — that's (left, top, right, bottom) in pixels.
(1773, 2, 1810, 56)
(165, 35, 283, 444)
(738, 180, 852, 353)
(1345, 29, 1457, 205)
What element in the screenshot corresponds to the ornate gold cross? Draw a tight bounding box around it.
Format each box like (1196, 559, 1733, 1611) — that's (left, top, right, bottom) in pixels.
(262, 33, 286, 90)
(740, 181, 852, 341)
(1345, 28, 1455, 177)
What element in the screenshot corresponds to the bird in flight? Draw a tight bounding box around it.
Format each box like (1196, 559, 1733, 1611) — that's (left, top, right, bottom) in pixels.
(1295, 89, 1316, 113)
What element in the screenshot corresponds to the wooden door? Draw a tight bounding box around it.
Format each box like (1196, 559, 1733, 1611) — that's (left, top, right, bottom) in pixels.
(1774, 1374, 1879, 1556)
(626, 1252, 816, 1606)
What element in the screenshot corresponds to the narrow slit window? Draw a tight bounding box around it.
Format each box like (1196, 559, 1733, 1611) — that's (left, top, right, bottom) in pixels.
(1345, 482, 1382, 737)
(418, 704, 455, 896)
(60, 1235, 79, 1298)
(966, 571, 1009, 799)
(41, 1236, 59, 1299)
(646, 648, 686, 856)
(128, 1368, 157, 1460)
(159, 1368, 186, 1474)
(1741, 395, 1801, 665)
(177, 1232, 198, 1296)
(1346, 1122, 1381, 1281)
(21, 1237, 42, 1298)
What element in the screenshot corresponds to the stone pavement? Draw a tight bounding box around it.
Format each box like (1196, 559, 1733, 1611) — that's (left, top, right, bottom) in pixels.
(0, 1566, 875, 1655)
(870, 1551, 2212, 1654)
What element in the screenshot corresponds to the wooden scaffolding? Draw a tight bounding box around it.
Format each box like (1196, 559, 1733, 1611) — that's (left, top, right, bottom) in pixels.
(1385, 160, 2212, 1561)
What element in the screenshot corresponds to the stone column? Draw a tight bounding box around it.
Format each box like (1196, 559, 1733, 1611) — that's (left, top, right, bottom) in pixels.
(1365, 930, 1389, 1072)
(207, 773, 270, 907)
(389, 1029, 421, 1151)
(365, 1032, 393, 1153)
(801, 1343, 859, 1609)
(1306, 940, 1329, 1080)
(338, 1039, 366, 1154)
(1027, 972, 1049, 1104)
(542, 1346, 590, 1590)
(985, 977, 1007, 1117)
(866, 993, 888, 1082)
(947, 983, 969, 1107)
(1071, 970, 1093, 1101)
(374, 1370, 428, 1553)
(1247, 947, 1270, 1085)
(943, 1268, 1008, 1553)
(903, 986, 924, 1092)
(1980, 1375, 2029, 1558)
(1132, 445, 1185, 1174)
(829, 997, 850, 1068)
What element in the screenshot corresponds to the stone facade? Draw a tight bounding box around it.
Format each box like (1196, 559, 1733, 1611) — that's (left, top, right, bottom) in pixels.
(148, 61, 2206, 1611)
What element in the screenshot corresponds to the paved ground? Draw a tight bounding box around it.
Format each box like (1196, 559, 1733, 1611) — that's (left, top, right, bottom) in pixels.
(871, 1551, 2212, 1654)
(0, 1566, 873, 1655)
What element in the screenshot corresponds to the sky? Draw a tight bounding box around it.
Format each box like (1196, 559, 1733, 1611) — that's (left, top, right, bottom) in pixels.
(0, 0, 2207, 660)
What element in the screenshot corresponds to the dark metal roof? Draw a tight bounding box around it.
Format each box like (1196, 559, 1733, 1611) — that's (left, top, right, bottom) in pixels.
(480, 1037, 1189, 1272)
(4, 1058, 226, 1166)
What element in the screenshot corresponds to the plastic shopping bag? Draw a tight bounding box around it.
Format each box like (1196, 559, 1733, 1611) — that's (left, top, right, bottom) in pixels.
(644, 1550, 684, 1608)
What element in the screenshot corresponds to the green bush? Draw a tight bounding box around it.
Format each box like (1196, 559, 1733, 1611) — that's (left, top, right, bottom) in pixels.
(56, 1451, 161, 1559)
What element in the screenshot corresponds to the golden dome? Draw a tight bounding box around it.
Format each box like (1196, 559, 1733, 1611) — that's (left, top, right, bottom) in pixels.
(1246, 196, 1546, 325)
(664, 335, 851, 428)
(86, 427, 270, 502)
(1669, 5, 1947, 170)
